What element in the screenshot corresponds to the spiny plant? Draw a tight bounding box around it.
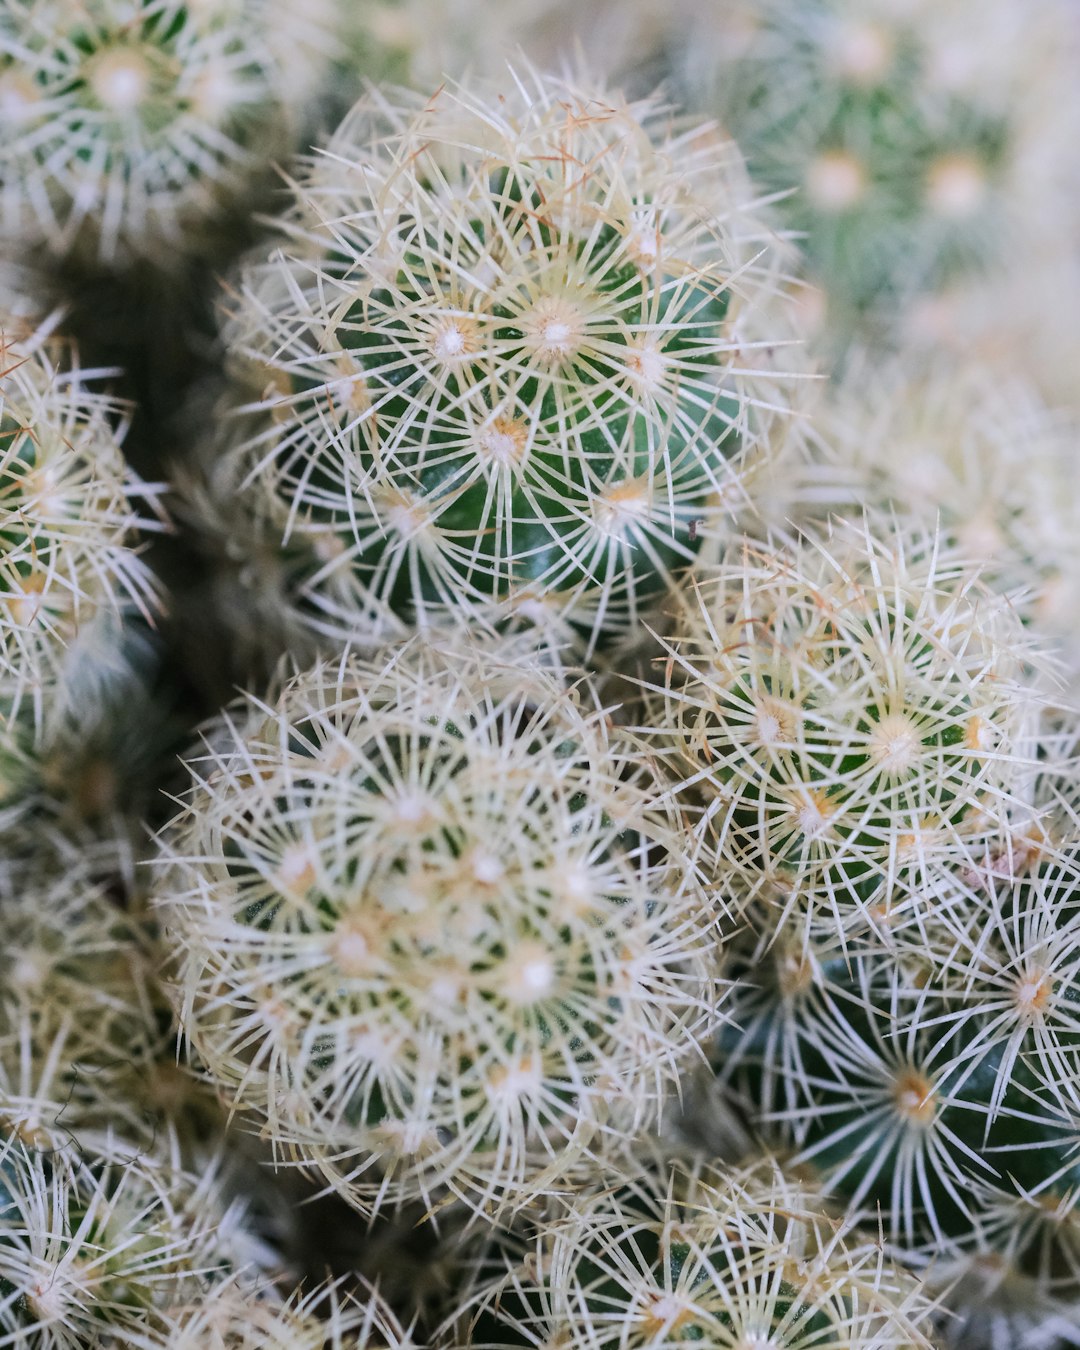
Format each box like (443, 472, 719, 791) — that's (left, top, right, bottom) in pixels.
(443, 1146, 937, 1347)
(155, 637, 726, 1216)
(657, 0, 1080, 346)
(350, 0, 572, 89)
(130, 1274, 419, 1349)
(712, 840, 1080, 1349)
(788, 358, 1080, 692)
(639, 513, 1048, 947)
(0, 0, 344, 265)
(0, 315, 163, 825)
(208, 68, 796, 660)
(0, 1118, 278, 1348)
(0, 830, 230, 1150)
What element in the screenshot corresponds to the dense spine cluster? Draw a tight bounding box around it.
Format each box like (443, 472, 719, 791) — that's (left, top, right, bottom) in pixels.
(156, 640, 725, 1215)
(2, 3, 1079, 1346)
(642, 515, 1046, 942)
(446, 1150, 936, 1347)
(200, 72, 794, 659)
(0, 316, 162, 831)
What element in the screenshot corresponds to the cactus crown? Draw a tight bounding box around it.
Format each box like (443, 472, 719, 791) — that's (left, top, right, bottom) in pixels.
(156, 640, 724, 1214)
(0, 0, 341, 261)
(450, 1150, 936, 1347)
(218, 69, 794, 654)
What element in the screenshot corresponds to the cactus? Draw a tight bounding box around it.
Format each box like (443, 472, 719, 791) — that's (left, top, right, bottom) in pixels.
(640, 514, 1047, 946)
(715, 846, 1080, 1347)
(0, 314, 163, 830)
(0, 1119, 278, 1348)
(444, 1147, 936, 1347)
(207, 69, 795, 659)
(155, 638, 726, 1215)
(0, 0, 344, 266)
(657, 0, 1080, 347)
(784, 357, 1080, 691)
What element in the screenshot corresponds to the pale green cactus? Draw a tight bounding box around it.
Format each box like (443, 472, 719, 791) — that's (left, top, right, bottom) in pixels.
(155, 637, 726, 1216)
(205, 68, 797, 660)
(652, 0, 1080, 349)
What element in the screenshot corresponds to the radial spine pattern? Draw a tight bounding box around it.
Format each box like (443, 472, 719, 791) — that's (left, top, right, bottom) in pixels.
(213, 69, 795, 656)
(156, 639, 726, 1215)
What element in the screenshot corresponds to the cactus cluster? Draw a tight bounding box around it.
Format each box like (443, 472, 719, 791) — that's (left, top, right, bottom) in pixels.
(0, 0, 345, 265)
(2, 4, 1080, 1349)
(197, 73, 795, 661)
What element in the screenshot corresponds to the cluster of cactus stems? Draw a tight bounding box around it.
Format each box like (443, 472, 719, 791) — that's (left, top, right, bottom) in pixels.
(2, 2, 1080, 1348)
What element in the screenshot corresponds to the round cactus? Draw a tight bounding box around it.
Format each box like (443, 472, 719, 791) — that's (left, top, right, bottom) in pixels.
(444, 1148, 936, 1347)
(657, 0, 1080, 346)
(0, 316, 163, 826)
(155, 638, 726, 1215)
(208, 69, 795, 658)
(0, 0, 344, 265)
(640, 514, 1047, 945)
(0, 1121, 277, 1348)
(715, 845, 1080, 1348)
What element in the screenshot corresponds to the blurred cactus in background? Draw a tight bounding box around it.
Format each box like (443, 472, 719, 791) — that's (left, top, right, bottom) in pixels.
(0, 309, 166, 835)
(645, 0, 1080, 354)
(0, 0, 345, 267)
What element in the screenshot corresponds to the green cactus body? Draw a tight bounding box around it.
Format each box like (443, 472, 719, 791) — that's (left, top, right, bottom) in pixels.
(157, 640, 725, 1214)
(218, 72, 793, 656)
(448, 1150, 935, 1347)
(0, 0, 342, 263)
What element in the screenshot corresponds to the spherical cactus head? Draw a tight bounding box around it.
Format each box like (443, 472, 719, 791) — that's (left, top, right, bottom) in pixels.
(645, 513, 1047, 944)
(0, 0, 343, 264)
(220, 68, 796, 657)
(156, 638, 726, 1215)
(448, 1148, 937, 1347)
